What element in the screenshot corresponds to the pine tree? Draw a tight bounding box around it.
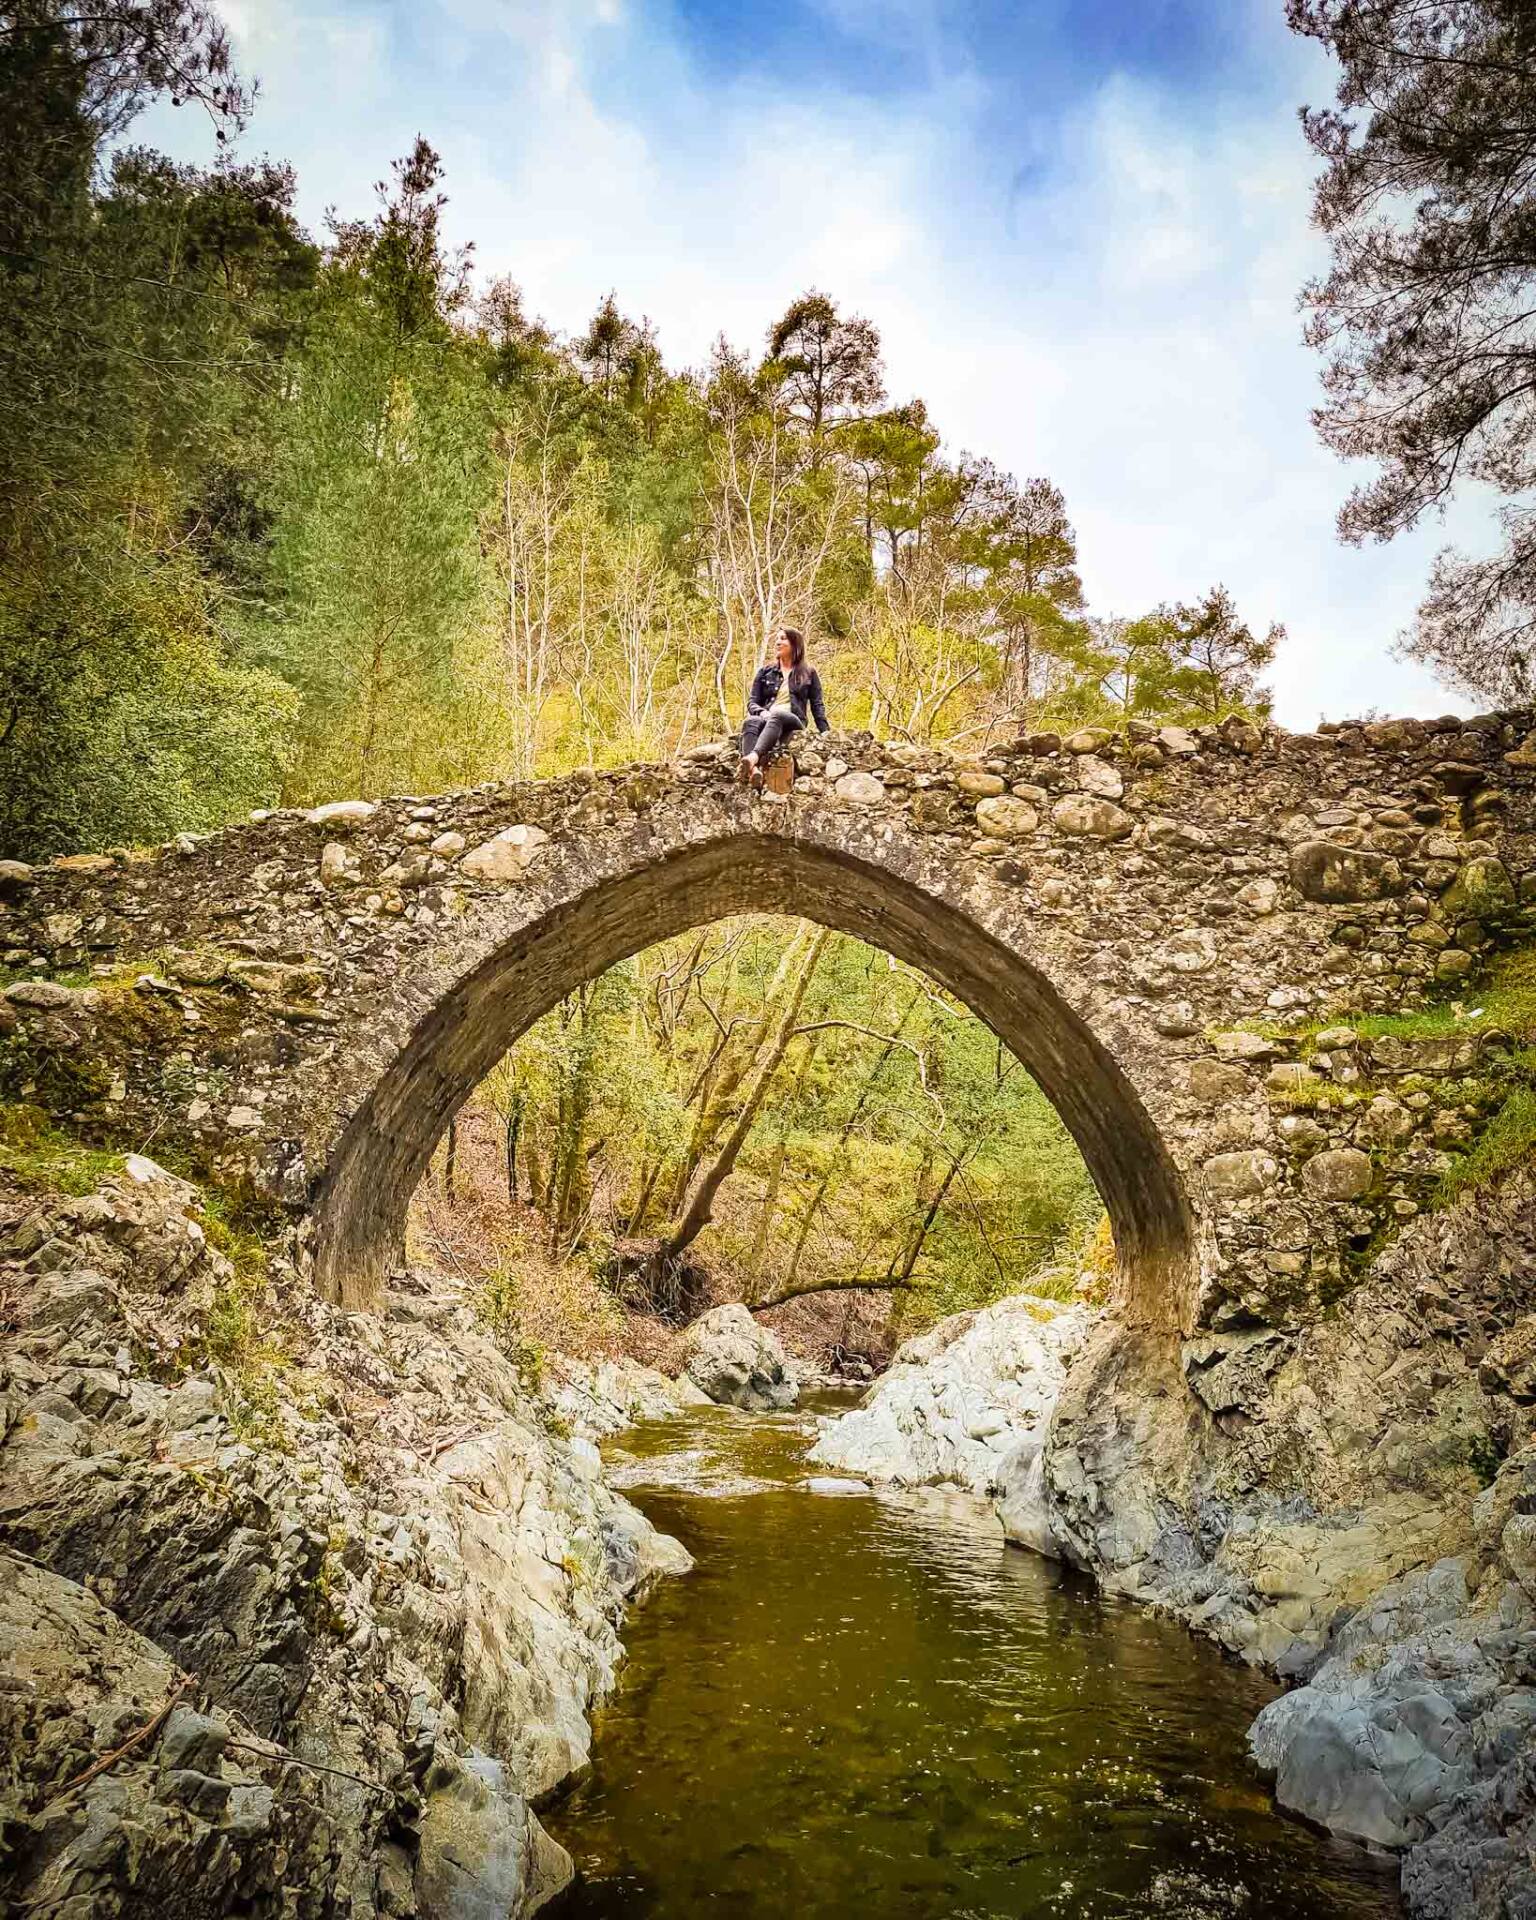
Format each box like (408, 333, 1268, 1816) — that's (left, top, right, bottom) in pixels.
(1290, 0, 1536, 698)
(253, 141, 492, 800)
(765, 289, 885, 443)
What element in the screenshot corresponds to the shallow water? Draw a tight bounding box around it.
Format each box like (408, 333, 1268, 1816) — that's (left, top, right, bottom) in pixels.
(547, 1395, 1401, 1919)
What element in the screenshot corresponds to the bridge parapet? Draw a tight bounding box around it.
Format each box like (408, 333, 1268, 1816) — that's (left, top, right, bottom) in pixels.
(2, 710, 1533, 1331)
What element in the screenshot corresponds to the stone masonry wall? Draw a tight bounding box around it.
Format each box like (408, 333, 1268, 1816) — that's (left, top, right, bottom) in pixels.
(1, 709, 1533, 1333)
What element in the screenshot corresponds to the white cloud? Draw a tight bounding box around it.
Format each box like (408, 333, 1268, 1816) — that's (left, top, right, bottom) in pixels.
(144, 0, 1491, 725)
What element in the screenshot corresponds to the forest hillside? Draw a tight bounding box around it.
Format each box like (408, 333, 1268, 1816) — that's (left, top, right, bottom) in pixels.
(0, 4, 1280, 1357)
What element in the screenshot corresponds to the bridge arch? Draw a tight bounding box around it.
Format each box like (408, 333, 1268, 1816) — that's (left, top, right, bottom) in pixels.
(6, 716, 1530, 1344)
(312, 828, 1198, 1321)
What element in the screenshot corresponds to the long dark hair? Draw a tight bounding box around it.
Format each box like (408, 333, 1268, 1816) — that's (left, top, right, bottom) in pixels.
(781, 626, 810, 693)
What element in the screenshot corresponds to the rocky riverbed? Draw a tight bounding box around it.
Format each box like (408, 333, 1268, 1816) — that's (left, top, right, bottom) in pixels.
(813, 1169, 1536, 1918)
(7, 1152, 1536, 1917)
(0, 1157, 696, 1917)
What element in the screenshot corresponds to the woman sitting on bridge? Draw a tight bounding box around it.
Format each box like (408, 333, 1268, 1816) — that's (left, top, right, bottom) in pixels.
(736, 627, 829, 787)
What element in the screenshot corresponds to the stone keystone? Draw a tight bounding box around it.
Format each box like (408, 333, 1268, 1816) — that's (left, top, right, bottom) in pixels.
(460, 824, 550, 882)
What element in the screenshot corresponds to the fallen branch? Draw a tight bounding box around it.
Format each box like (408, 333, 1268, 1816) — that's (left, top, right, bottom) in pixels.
(224, 1738, 396, 1800)
(428, 1423, 481, 1459)
(750, 1275, 917, 1312)
(47, 1680, 190, 1803)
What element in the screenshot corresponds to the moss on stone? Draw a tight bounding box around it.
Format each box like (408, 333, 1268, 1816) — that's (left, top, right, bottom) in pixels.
(0, 1027, 115, 1115)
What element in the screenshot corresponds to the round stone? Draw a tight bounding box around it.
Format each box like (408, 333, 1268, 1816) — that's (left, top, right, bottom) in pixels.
(834, 771, 885, 806)
(307, 799, 376, 828)
(1202, 1150, 1279, 1197)
(957, 770, 1006, 797)
(1156, 929, 1219, 974)
(1301, 1148, 1374, 1200)
(1051, 795, 1133, 840)
(975, 796, 1038, 839)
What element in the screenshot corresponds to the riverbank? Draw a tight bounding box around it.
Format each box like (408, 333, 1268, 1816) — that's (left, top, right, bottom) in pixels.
(0, 1157, 696, 1917)
(810, 1171, 1536, 1917)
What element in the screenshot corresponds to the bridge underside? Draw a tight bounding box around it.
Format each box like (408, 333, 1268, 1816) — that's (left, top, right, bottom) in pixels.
(312, 835, 1199, 1322)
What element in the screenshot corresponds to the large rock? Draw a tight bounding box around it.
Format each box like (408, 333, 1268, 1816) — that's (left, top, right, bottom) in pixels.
(810, 1292, 1096, 1557)
(416, 1752, 573, 1920)
(0, 1170, 691, 1918)
(460, 824, 550, 882)
(1249, 1558, 1490, 1849)
(1289, 838, 1406, 903)
(682, 1303, 799, 1409)
(0, 1551, 347, 1913)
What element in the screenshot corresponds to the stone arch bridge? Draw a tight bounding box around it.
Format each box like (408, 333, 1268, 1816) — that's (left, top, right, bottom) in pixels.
(2, 713, 1533, 1337)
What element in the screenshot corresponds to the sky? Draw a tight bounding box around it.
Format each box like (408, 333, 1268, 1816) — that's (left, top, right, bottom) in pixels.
(139, 0, 1500, 728)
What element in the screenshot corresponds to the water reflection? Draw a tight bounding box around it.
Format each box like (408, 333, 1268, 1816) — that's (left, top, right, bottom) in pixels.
(549, 1404, 1401, 1919)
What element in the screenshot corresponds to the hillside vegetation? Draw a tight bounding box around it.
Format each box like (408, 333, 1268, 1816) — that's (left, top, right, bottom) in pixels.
(0, 3, 1277, 1351)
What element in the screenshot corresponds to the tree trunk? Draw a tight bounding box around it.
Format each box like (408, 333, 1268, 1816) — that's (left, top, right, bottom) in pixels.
(748, 1030, 821, 1277)
(666, 928, 805, 1215)
(892, 1145, 969, 1286)
(782, 991, 920, 1292)
(505, 1100, 521, 1205)
(660, 929, 829, 1262)
(751, 1274, 916, 1312)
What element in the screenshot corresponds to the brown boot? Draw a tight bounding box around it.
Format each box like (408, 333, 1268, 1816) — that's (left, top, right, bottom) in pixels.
(735, 756, 755, 786)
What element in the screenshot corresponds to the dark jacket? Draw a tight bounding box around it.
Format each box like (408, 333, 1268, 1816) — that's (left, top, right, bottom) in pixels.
(746, 663, 829, 733)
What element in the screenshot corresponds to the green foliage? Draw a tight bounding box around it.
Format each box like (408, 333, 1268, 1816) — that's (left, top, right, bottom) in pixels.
(0, 33, 310, 854)
(192, 1188, 297, 1447)
(0, 17, 1287, 853)
(1260, 941, 1536, 1208)
(471, 1267, 548, 1385)
(246, 141, 496, 801)
(455, 918, 1102, 1336)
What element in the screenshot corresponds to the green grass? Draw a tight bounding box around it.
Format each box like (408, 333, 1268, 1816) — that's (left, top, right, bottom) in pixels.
(0, 1102, 123, 1195)
(1438, 1088, 1536, 1205)
(1330, 945, 1536, 1047)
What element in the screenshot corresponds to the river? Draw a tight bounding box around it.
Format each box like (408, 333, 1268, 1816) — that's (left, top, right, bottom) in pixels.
(546, 1393, 1402, 1919)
